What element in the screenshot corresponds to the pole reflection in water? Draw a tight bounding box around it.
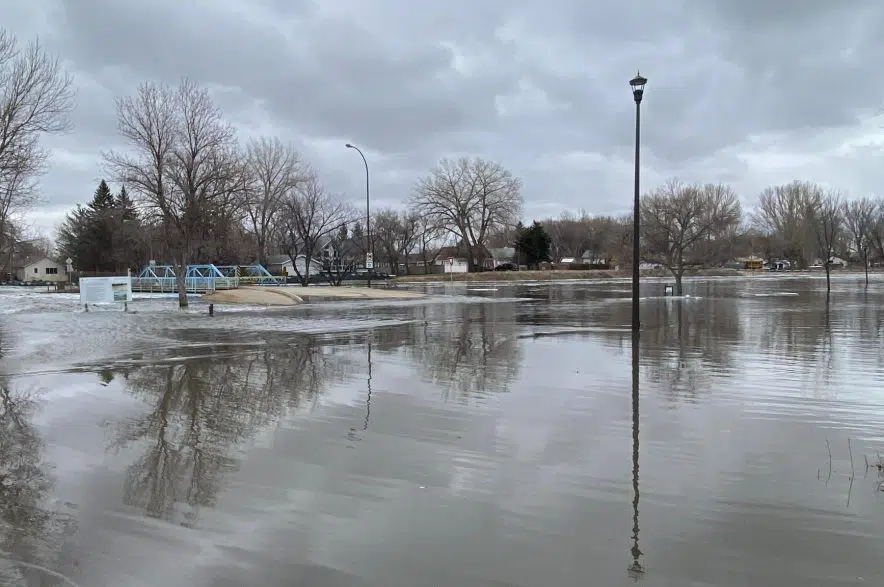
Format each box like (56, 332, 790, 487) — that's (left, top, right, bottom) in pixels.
(346, 334, 373, 445)
(629, 330, 645, 581)
(364, 334, 372, 431)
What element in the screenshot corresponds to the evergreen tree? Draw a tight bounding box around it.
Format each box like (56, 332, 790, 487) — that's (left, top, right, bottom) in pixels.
(113, 184, 142, 271)
(89, 180, 115, 212)
(515, 221, 552, 268)
(56, 180, 145, 274)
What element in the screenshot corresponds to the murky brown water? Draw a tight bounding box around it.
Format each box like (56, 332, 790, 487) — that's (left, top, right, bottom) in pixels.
(1, 276, 884, 586)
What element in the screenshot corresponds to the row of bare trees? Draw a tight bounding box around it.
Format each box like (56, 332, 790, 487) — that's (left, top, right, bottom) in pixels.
(96, 73, 528, 304)
(542, 180, 884, 296)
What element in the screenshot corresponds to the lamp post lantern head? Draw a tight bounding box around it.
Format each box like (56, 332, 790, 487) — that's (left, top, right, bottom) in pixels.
(345, 143, 354, 149)
(630, 72, 647, 103)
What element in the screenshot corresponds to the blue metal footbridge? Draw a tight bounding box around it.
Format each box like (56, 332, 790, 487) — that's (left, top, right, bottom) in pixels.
(131, 263, 282, 293)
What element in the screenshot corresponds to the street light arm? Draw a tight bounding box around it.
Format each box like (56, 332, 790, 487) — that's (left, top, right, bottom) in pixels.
(346, 144, 369, 179)
(346, 142, 372, 285)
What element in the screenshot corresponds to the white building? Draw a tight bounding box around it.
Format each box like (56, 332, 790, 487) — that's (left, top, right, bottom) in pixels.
(16, 257, 69, 283)
(265, 254, 324, 278)
(436, 258, 468, 273)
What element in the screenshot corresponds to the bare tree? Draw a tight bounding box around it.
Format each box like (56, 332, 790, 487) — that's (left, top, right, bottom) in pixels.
(414, 213, 443, 274)
(104, 79, 243, 307)
(751, 181, 820, 267)
(0, 30, 75, 252)
(641, 180, 742, 295)
(243, 137, 305, 267)
(372, 208, 420, 275)
(322, 223, 361, 286)
(806, 190, 843, 296)
(411, 156, 522, 271)
(278, 173, 353, 286)
(543, 210, 588, 261)
(842, 197, 875, 286)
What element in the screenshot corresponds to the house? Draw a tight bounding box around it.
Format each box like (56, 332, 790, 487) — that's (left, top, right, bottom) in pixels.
(264, 237, 339, 277)
(15, 256, 69, 283)
(811, 257, 847, 269)
(263, 254, 323, 277)
(437, 242, 491, 271)
(486, 247, 516, 269)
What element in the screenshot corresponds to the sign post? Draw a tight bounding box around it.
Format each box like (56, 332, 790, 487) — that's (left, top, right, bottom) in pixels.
(365, 252, 374, 270)
(448, 257, 454, 283)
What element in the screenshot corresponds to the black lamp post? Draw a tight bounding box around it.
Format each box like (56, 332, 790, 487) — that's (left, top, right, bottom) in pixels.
(346, 143, 372, 287)
(630, 72, 646, 333)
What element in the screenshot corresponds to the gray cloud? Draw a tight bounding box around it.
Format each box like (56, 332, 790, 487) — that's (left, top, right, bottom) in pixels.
(3, 0, 883, 234)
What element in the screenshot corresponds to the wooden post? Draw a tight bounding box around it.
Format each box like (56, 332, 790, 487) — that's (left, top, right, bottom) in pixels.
(208, 303, 214, 316)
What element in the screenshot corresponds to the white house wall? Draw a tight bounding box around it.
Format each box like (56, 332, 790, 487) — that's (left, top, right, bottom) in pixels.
(18, 259, 68, 283)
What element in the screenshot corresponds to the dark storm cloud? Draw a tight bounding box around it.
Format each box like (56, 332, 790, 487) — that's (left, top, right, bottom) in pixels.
(3, 0, 883, 232)
(50, 0, 519, 153)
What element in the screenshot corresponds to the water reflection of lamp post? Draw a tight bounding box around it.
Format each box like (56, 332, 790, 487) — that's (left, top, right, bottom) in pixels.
(364, 333, 372, 431)
(629, 331, 645, 580)
(630, 72, 647, 333)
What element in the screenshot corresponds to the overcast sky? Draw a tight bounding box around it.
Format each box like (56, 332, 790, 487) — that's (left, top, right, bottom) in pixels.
(5, 0, 884, 238)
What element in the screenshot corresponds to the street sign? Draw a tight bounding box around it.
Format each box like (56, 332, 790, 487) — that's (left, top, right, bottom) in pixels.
(447, 257, 454, 265)
(365, 252, 374, 269)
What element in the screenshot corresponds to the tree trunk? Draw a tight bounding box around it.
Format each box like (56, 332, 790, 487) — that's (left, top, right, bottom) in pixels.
(824, 263, 831, 294)
(257, 236, 266, 267)
(864, 253, 869, 286)
(671, 267, 684, 296)
(175, 253, 188, 308)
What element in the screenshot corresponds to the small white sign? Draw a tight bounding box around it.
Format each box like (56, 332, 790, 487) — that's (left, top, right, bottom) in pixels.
(365, 252, 374, 269)
(79, 276, 133, 304)
(447, 257, 454, 265)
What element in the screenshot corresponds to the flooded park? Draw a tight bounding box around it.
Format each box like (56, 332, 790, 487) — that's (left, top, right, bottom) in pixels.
(1, 275, 883, 586)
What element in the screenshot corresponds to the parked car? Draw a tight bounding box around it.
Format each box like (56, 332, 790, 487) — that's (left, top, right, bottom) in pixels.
(494, 262, 518, 271)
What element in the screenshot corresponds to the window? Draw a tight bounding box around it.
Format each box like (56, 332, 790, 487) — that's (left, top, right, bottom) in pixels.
(45, 267, 58, 275)
(33, 268, 38, 274)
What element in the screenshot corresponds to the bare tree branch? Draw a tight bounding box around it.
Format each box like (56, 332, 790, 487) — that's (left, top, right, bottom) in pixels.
(0, 29, 74, 252)
(278, 173, 353, 286)
(103, 78, 241, 307)
(641, 179, 742, 295)
(411, 156, 522, 271)
(842, 197, 875, 285)
(243, 136, 306, 267)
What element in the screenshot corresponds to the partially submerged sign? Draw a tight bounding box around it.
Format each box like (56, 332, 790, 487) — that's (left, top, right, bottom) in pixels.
(79, 276, 133, 305)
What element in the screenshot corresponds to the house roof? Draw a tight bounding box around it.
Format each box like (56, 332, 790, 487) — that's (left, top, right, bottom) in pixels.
(18, 255, 62, 269)
(438, 242, 491, 259)
(488, 247, 515, 259)
(265, 254, 290, 266)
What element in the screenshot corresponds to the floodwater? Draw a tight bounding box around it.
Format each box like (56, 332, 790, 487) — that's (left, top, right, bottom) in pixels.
(1, 276, 883, 586)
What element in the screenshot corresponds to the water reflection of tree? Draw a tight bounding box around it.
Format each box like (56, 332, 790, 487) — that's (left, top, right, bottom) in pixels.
(598, 300, 741, 402)
(109, 337, 353, 526)
(0, 383, 76, 585)
(403, 302, 522, 398)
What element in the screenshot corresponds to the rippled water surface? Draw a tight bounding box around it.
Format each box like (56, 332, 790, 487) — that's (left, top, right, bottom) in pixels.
(1, 276, 884, 586)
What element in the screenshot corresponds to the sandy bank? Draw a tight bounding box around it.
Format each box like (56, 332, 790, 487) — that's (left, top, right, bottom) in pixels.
(202, 285, 424, 305)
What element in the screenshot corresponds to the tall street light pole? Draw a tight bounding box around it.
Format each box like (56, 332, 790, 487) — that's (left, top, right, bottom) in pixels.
(629, 72, 647, 333)
(346, 143, 372, 288)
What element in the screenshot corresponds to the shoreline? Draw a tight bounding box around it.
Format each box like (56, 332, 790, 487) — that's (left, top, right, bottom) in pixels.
(392, 267, 883, 283)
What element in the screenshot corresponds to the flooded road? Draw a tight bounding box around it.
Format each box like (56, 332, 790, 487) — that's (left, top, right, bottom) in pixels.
(1, 276, 884, 585)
